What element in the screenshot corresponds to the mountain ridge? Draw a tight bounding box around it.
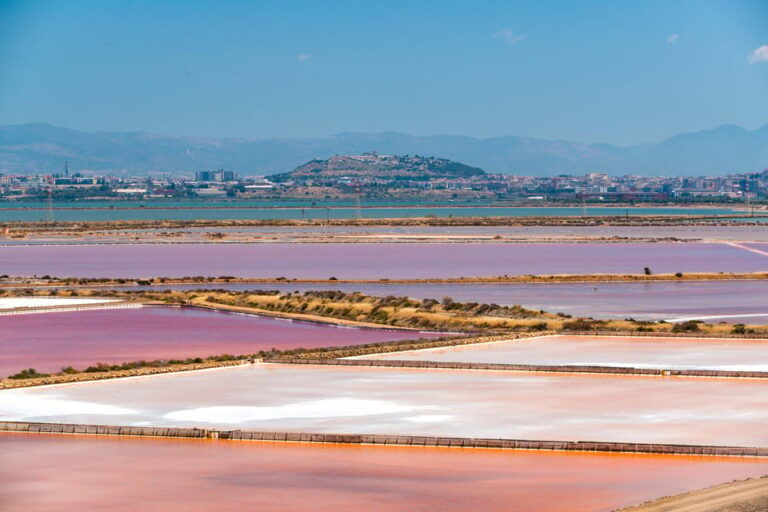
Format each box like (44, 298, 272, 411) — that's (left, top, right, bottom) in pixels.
(270, 154, 485, 182)
(0, 122, 766, 176)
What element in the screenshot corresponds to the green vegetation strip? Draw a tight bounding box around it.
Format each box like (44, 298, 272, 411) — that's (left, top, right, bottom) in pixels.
(2, 421, 767, 457)
(4, 213, 768, 231)
(4, 287, 768, 337)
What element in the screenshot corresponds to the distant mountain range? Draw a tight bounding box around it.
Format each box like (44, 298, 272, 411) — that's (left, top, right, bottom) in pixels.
(1, 122, 767, 176)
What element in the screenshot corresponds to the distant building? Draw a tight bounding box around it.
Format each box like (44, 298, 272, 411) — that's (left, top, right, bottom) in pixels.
(196, 169, 237, 182)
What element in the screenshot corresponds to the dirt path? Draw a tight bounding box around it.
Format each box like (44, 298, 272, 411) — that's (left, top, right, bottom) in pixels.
(617, 475, 768, 511)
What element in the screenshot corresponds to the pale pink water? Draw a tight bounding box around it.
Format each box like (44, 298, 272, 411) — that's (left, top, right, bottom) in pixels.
(0, 307, 440, 377)
(2, 433, 768, 512)
(4, 364, 767, 447)
(2, 242, 765, 278)
(359, 334, 768, 371)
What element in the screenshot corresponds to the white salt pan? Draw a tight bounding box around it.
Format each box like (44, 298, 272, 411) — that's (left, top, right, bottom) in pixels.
(0, 297, 119, 309)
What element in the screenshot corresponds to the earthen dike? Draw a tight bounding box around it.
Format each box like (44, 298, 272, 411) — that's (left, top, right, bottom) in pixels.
(2, 421, 766, 458)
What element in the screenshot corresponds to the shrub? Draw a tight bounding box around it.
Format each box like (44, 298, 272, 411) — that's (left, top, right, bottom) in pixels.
(671, 321, 701, 333)
(8, 368, 50, 380)
(732, 324, 748, 335)
(562, 319, 597, 331)
(84, 363, 112, 373)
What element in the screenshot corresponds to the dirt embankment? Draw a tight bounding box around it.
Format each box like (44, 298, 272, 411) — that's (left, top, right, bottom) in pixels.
(4, 288, 768, 337)
(616, 475, 768, 512)
(185, 302, 432, 331)
(3, 213, 767, 233)
(4, 271, 768, 289)
(0, 359, 248, 390)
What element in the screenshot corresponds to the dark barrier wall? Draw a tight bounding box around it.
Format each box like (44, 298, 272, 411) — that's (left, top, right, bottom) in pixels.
(2, 421, 766, 457)
(265, 357, 768, 379)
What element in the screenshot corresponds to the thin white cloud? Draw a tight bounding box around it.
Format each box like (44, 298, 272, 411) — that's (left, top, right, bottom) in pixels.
(748, 45, 768, 64)
(297, 53, 312, 61)
(667, 34, 680, 44)
(492, 28, 526, 46)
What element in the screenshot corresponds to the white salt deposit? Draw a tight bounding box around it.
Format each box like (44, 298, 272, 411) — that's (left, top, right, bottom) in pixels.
(353, 334, 768, 372)
(0, 391, 136, 420)
(0, 297, 119, 309)
(163, 398, 430, 424)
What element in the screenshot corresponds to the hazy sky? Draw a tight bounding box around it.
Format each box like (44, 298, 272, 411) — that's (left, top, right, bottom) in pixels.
(0, 0, 766, 145)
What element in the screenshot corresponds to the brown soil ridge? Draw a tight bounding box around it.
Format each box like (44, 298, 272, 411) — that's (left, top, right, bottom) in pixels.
(4, 271, 768, 289)
(0, 360, 249, 390)
(183, 301, 437, 331)
(616, 475, 768, 512)
(4, 213, 767, 232)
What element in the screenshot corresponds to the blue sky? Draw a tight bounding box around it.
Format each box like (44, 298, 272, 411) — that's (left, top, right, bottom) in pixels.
(0, 0, 766, 145)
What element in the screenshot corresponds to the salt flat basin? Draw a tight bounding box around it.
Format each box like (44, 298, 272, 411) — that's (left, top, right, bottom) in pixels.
(353, 334, 768, 371)
(0, 307, 441, 377)
(3, 364, 768, 447)
(3, 434, 768, 512)
(147, 280, 768, 323)
(0, 297, 119, 309)
(1, 242, 766, 279)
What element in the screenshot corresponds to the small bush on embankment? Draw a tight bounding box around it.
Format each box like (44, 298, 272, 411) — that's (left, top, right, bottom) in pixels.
(8, 368, 50, 380)
(671, 320, 702, 333)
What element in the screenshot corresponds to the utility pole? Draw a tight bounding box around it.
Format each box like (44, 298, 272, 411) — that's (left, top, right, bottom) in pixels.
(355, 193, 362, 221)
(354, 183, 363, 221)
(45, 175, 54, 224)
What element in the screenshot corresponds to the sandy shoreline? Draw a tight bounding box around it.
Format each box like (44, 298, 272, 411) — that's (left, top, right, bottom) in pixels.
(617, 475, 768, 511)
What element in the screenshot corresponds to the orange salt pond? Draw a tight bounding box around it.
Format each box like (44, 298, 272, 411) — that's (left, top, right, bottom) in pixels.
(2, 433, 768, 512)
(354, 334, 768, 371)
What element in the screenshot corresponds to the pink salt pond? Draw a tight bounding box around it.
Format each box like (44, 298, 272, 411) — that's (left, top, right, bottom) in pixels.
(0, 306, 443, 377)
(355, 334, 768, 371)
(2, 242, 767, 278)
(3, 433, 768, 512)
